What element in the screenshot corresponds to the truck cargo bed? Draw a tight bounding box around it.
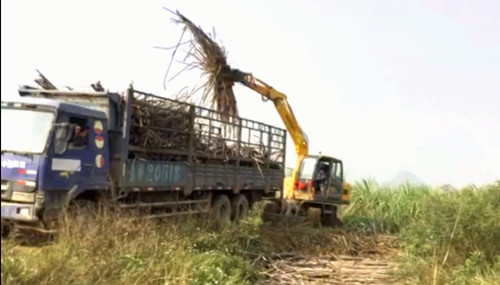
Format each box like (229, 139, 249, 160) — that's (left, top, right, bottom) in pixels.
(115, 88, 287, 193)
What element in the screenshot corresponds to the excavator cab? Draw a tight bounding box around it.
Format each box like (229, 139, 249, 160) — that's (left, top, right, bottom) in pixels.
(294, 155, 347, 203)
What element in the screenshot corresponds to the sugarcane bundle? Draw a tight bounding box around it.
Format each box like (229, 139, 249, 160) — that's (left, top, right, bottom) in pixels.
(130, 95, 191, 151)
(147, 10, 285, 167)
(170, 10, 238, 121)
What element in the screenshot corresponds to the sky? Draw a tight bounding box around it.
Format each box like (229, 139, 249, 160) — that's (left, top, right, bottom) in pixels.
(1, 0, 499, 188)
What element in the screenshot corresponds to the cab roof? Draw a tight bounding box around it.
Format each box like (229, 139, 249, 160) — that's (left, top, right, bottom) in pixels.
(307, 154, 343, 163)
(1, 96, 107, 120)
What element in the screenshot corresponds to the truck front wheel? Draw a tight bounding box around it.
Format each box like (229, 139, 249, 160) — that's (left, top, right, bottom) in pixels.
(64, 199, 98, 225)
(1, 221, 12, 238)
(231, 194, 249, 222)
(210, 195, 231, 225)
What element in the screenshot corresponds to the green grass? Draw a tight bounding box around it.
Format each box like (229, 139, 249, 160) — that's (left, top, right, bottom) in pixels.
(344, 179, 500, 284)
(2, 180, 499, 284)
(1, 207, 266, 285)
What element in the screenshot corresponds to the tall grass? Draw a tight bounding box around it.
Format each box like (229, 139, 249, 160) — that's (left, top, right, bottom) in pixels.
(1, 206, 266, 285)
(2, 181, 499, 284)
(1, 204, 390, 285)
(344, 179, 500, 284)
(343, 179, 433, 233)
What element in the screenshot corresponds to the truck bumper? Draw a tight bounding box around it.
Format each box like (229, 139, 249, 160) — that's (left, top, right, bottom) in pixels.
(1, 202, 38, 222)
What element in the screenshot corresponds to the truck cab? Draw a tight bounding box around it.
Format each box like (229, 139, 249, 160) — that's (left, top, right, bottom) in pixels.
(1, 97, 109, 230)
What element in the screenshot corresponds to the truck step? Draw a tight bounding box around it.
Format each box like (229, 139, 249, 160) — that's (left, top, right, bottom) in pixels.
(118, 199, 211, 209)
(128, 209, 208, 220)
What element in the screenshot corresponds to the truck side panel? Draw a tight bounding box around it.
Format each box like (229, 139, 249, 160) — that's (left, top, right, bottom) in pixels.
(121, 159, 282, 193)
(124, 160, 187, 188)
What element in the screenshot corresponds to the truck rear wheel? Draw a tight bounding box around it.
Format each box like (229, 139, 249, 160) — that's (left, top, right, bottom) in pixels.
(210, 195, 231, 225)
(231, 194, 249, 222)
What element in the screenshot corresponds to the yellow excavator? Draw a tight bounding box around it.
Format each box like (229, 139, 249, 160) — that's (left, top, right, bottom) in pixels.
(221, 68, 351, 226)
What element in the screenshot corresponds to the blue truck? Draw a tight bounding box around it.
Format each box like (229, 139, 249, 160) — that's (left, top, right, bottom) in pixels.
(1, 85, 286, 233)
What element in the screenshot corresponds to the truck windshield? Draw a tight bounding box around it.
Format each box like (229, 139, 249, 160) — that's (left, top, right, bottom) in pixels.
(1, 108, 55, 154)
(298, 157, 318, 180)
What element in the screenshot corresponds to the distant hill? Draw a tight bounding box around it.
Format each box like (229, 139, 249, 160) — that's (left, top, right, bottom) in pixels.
(389, 171, 425, 186)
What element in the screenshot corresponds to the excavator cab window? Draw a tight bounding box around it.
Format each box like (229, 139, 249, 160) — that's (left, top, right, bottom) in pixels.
(315, 161, 330, 195)
(330, 162, 342, 180)
(298, 157, 317, 180)
(297, 157, 332, 195)
(329, 161, 344, 196)
(295, 157, 318, 192)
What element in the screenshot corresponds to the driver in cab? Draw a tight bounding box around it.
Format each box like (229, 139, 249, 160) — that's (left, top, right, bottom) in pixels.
(70, 125, 88, 148)
(315, 162, 329, 195)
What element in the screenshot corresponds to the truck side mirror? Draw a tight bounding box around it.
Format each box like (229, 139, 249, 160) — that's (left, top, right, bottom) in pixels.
(54, 123, 72, 155)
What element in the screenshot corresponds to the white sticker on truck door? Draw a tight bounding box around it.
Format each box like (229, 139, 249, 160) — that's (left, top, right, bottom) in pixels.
(51, 158, 81, 171)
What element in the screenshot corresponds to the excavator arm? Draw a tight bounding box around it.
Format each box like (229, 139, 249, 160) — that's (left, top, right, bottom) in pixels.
(222, 68, 308, 199)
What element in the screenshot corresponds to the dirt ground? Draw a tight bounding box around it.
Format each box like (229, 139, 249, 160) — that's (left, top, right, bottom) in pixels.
(262, 252, 400, 285)
(258, 218, 402, 285)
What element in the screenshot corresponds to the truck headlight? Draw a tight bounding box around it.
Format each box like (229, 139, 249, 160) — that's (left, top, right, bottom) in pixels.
(20, 208, 30, 216)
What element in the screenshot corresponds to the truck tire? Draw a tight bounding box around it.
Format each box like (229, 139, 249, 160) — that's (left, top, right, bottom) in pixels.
(210, 195, 231, 225)
(65, 199, 98, 225)
(231, 194, 249, 222)
(320, 206, 343, 227)
(1, 222, 12, 238)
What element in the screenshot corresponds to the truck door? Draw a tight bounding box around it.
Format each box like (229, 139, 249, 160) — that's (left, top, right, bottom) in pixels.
(328, 161, 343, 200)
(48, 114, 96, 190)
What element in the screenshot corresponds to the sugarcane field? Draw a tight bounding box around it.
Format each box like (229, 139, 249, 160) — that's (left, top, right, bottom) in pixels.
(1, 2, 499, 285)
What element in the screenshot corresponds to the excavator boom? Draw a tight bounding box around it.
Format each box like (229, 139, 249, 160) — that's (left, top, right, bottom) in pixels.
(221, 67, 350, 226)
(223, 69, 309, 199)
